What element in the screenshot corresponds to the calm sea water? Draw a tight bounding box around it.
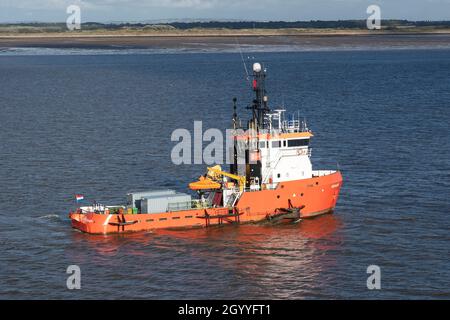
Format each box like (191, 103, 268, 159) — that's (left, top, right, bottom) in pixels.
(0, 49, 449, 299)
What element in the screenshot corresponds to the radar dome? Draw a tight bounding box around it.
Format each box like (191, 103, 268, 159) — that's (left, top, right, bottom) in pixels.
(253, 63, 262, 73)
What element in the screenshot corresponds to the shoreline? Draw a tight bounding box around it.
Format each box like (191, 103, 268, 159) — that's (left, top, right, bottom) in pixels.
(2, 28, 450, 37)
(1, 33, 450, 51)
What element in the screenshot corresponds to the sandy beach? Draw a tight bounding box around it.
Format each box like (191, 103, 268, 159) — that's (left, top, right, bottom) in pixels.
(1, 30, 450, 51)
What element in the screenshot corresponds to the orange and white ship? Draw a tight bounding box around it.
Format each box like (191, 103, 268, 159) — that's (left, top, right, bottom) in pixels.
(69, 62, 343, 234)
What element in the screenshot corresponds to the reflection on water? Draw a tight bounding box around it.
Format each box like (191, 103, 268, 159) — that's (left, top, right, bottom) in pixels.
(66, 214, 342, 299)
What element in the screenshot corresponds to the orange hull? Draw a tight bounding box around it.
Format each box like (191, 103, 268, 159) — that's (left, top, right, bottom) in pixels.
(69, 171, 342, 234)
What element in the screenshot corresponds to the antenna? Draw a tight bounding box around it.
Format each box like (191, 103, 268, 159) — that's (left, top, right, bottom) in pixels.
(235, 37, 250, 84)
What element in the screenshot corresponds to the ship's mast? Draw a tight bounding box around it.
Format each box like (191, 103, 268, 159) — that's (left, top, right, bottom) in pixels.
(232, 97, 239, 130)
(230, 62, 269, 187)
(248, 63, 270, 131)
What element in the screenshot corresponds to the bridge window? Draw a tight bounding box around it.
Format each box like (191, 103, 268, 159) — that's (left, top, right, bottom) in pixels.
(272, 140, 281, 148)
(287, 139, 309, 147)
(259, 141, 266, 149)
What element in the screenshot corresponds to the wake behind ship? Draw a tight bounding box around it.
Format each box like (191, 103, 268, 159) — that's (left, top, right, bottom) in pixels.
(69, 62, 343, 234)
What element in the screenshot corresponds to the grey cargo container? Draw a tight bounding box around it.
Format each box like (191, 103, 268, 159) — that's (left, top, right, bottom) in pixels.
(127, 189, 176, 211)
(141, 193, 192, 214)
(167, 193, 192, 211)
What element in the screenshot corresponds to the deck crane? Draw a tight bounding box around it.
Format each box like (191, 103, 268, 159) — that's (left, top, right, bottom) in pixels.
(188, 165, 246, 192)
(206, 166, 246, 192)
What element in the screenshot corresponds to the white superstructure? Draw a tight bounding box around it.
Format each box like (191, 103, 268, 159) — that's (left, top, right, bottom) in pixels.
(246, 109, 314, 191)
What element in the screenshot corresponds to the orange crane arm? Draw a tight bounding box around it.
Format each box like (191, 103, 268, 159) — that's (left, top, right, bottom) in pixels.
(207, 166, 246, 192)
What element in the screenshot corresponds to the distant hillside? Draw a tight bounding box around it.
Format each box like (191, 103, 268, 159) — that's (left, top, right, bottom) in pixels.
(1, 20, 450, 34)
(164, 20, 450, 29)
